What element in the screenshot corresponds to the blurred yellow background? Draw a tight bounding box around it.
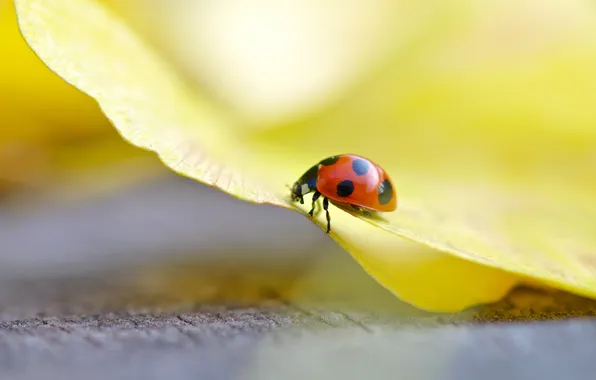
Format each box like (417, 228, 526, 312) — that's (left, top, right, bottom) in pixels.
(0, 0, 161, 203)
(7, 0, 596, 201)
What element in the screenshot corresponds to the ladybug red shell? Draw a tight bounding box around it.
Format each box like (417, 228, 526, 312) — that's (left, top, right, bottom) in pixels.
(291, 154, 397, 233)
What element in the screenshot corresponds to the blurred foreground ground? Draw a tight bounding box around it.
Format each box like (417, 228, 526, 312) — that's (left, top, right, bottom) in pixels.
(2, 169, 596, 379)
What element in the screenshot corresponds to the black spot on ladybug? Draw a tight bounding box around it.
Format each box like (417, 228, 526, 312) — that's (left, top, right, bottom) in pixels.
(336, 180, 354, 197)
(351, 159, 369, 176)
(320, 155, 340, 166)
(378, 179, 393, 205)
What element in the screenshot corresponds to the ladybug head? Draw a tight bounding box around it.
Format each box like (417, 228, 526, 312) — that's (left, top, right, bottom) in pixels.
(290, 182, 305, 204)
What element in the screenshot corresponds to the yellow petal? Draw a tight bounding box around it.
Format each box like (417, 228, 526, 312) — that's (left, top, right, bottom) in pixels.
(1, 0, 110, 143)
(0, 0, 156, 195)
(15, 0, 596, 312)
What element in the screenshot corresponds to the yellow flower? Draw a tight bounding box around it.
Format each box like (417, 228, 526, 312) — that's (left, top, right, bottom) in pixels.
(15, 0, 596, 312)
(0, 0, 157, 196)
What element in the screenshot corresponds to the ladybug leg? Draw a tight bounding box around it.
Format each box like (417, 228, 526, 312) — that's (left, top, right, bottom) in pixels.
(308, 191, 321, 217)
(351, 205, 372, 217)
(323, 197, 331, 234)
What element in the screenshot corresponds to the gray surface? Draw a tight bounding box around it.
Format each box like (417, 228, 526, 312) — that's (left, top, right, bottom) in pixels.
(1, 310, 596, 380)
(1, 172, 596, 379)
(0, 172, 328, 278)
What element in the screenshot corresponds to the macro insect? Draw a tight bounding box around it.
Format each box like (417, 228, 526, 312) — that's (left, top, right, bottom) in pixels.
(290, 154, 397, 234)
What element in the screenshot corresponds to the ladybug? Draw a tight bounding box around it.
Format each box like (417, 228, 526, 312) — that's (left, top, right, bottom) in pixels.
(290, 154, 397, 234)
